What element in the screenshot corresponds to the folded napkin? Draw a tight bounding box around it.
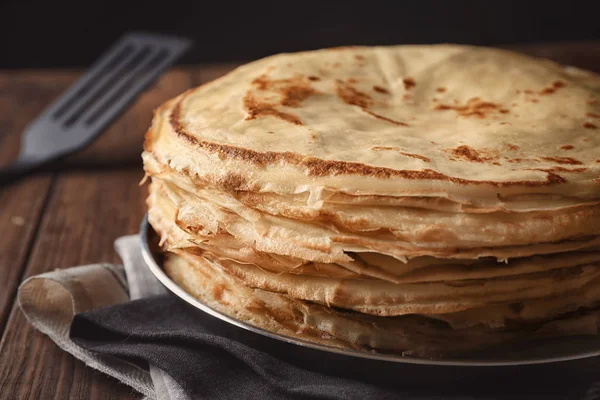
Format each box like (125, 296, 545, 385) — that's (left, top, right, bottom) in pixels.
(18, 235, 600, 400)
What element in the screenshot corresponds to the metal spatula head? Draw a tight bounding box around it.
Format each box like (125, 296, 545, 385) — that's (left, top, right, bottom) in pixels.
(1, 32, 192, 184)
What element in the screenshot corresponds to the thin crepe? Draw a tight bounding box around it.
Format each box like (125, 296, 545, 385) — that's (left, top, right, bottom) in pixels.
(143, 45, 600, 204)
(165, 252, 600, 357)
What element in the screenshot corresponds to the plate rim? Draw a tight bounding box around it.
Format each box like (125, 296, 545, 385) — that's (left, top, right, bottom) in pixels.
(139, 214, 600, 367)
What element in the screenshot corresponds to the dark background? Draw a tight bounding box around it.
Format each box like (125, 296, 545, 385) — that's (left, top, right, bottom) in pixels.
(1, 0, 600, 68)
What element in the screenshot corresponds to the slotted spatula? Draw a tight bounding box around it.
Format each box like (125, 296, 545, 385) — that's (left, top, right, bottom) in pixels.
(0, 32, 192, 185)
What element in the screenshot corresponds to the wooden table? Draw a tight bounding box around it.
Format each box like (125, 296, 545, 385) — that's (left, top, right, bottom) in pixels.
(0, 43, 599, 399)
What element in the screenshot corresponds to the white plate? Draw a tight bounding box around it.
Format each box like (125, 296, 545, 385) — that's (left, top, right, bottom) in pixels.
(139, 215, 600, 367)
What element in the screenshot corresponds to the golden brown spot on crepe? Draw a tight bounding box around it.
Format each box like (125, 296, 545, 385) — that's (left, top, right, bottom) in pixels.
(499, 122, 510, 125)
(540, 156, 583, 165)
(346, 77, 358, 84)
(371, 146, 431, 162)
(243, 94, 303, 125)
(588, 99, 598, 105)
(530, 98, 539, 103)
(499, 108, 510, 114)
(211, 284, 227, 303)
(242, 74, 321, 125)
(279, 85, 317, 107)
(434, 97, 503, 119)
(507, 157, 539, 163)
(436, 87, 446, 93)
(364, 110, 409, 126)
(545, 172, 567, 184)
(596, 159, 600, 163)
(506, 144, 519, 151)
(251, 74, 319, 107)
(586, 112, 600, 119)
(524, 89, 535, 95)
(308, 76, 320, 81)
(403, 77, 416, 90)
(143, 128, 155, 152)
(560, 145, 574, 150)
(354, 54, 365, 61)
(448, 145, 497, 163)
(336, 81, 408, 126)
(336, 81, 373, 108)
(373, 85, 389, 94)
(539, 80, 567, 95)
(235, 192, 264, 208)
(402, 94, 411, 100)
(531, 167, 587, 173)
(217, 173, 248, 191)
(583, 122, 598, 130)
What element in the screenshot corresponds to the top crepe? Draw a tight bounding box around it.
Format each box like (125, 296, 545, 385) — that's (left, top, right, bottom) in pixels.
(144, 44, 600, 204)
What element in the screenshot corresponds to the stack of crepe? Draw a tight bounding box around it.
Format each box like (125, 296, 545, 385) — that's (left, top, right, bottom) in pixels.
(143, 44, 600, 357)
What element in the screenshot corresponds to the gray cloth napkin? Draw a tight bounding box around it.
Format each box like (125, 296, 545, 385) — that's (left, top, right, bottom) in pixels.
(18, 235, 189, 400)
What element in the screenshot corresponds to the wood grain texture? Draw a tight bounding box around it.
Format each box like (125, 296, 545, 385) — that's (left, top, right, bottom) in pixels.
(0, 176, 52, 335)
(0, 169, 146, 399)
(0, 72, 70, 335)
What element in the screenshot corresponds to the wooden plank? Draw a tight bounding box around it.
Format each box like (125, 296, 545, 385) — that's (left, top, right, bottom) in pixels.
(0, 72, 70, 335)
(0, 168, 147, 399)
(0, 176, 52, 334)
